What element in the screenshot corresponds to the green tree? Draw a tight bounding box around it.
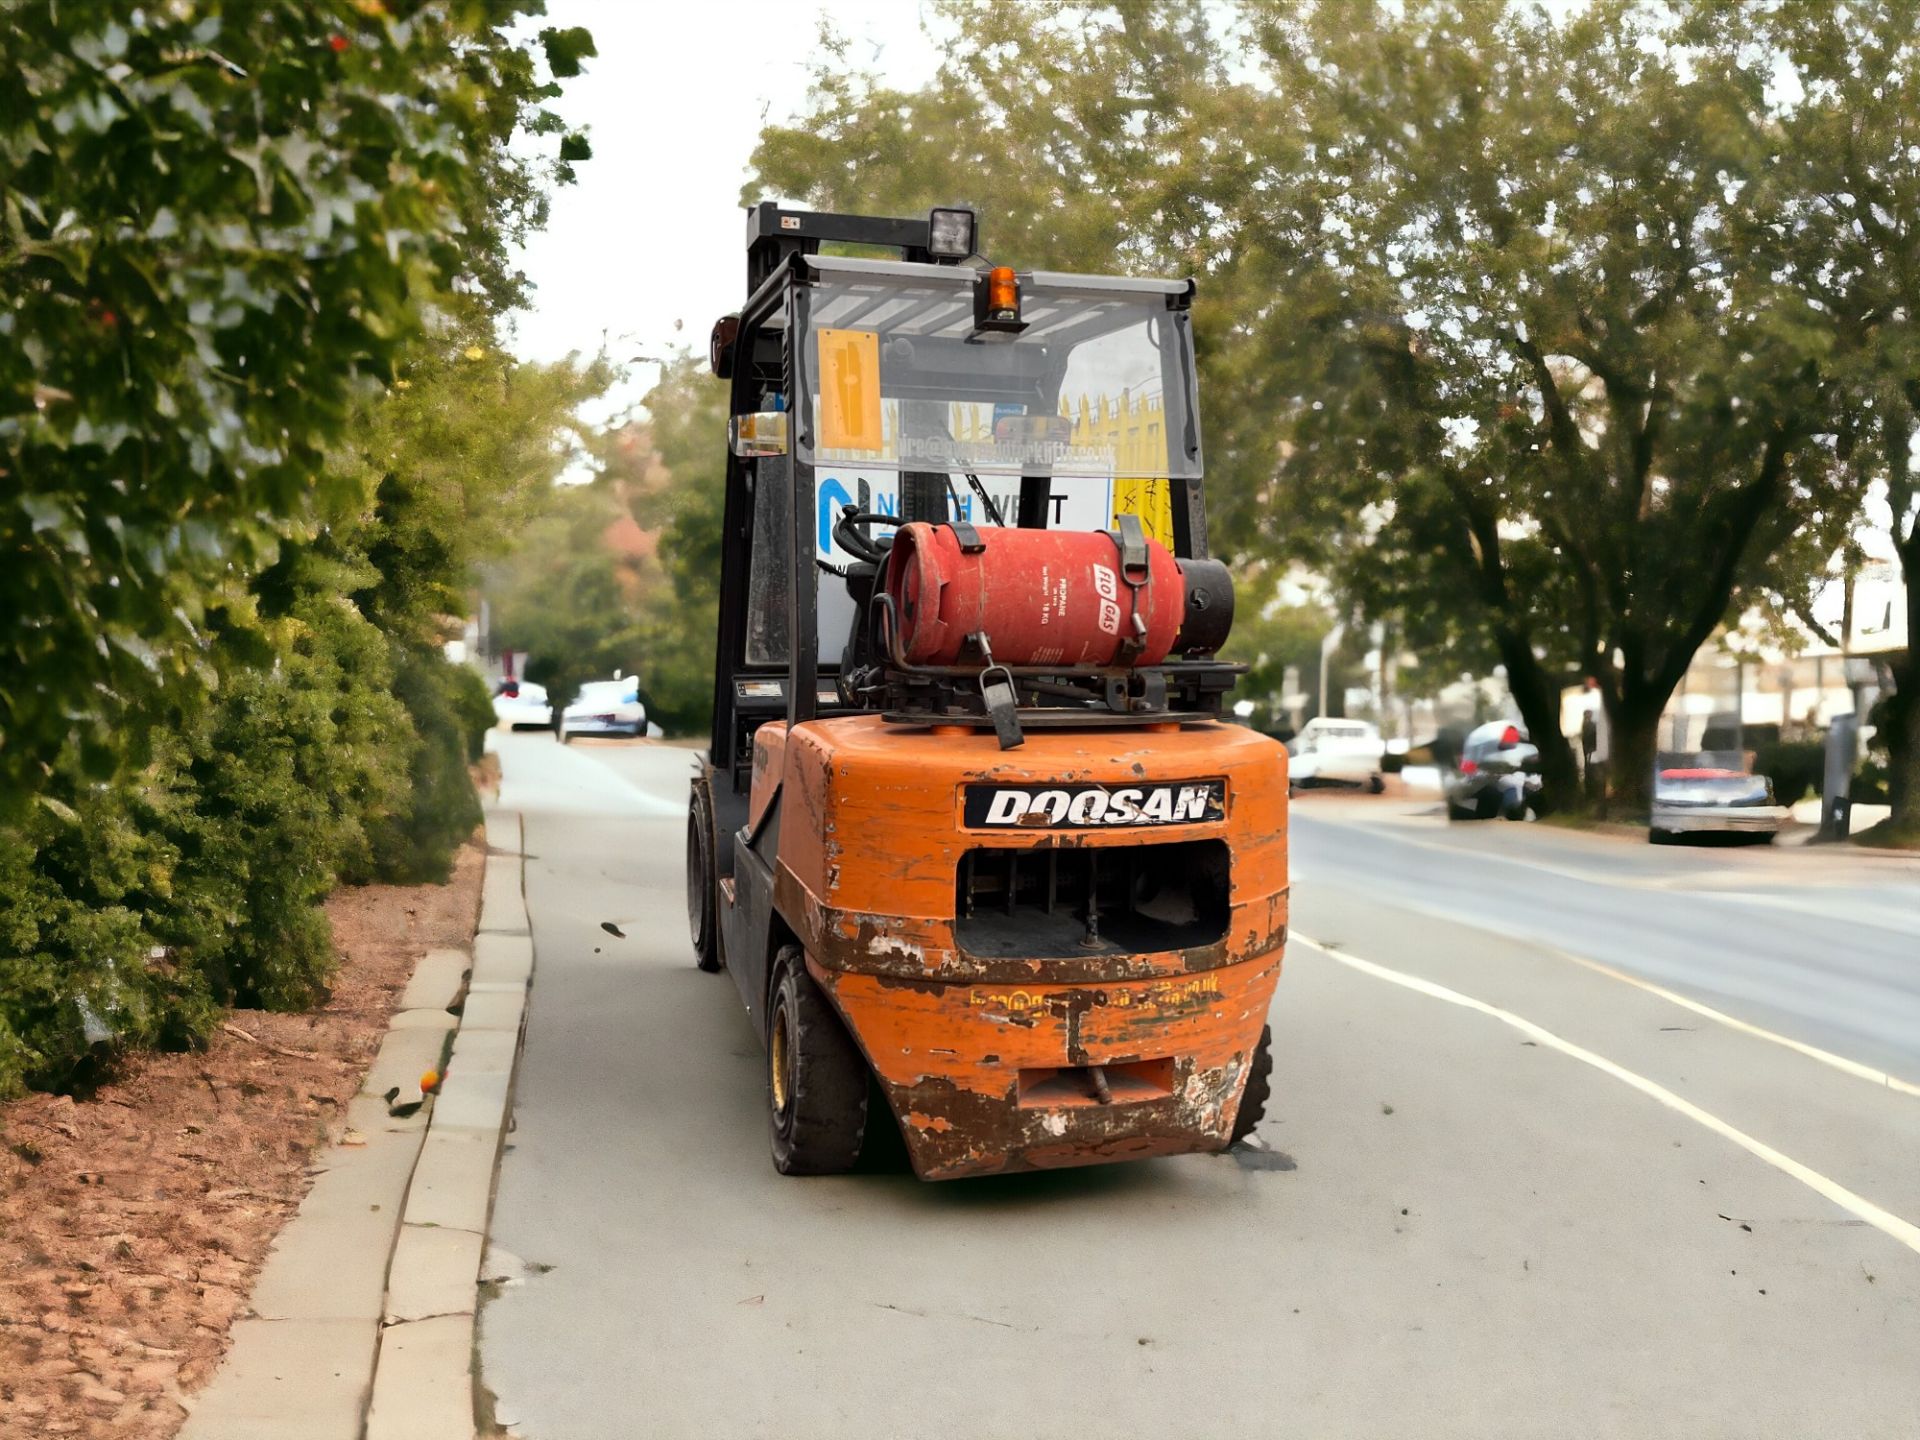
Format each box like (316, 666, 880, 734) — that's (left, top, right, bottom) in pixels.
(331, 319, 606, 872)
(0, 0, 585, 803)
(1238, 0, 1845, 811)
(1218, 587, 1364, 730)
(752, 2, 1231, 274)
(0, 1, 604, 1091)
(627, 357, 729, 738)
(753, 1, 1868, 817)
(338, 307, 610, 648)
(1759, 0, 1920, 841)
(490, 479, 649, 719)
(485, 359, 730, 742)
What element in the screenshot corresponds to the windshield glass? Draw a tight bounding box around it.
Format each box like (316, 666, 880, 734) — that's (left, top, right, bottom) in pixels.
(795, 264, 1201, 482)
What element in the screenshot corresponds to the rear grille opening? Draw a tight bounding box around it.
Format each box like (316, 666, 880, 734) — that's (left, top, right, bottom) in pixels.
(954, 839, 1230, 959)
(1018, 1058, 1176, 1109)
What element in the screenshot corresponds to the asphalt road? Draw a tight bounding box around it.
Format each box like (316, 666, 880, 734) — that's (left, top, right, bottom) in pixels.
(478, 731, 1920, 1439)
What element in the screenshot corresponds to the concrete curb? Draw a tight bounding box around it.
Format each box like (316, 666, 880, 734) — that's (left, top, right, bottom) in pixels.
(179, 811, 531, 1440)
(367, 806, 529, 1440)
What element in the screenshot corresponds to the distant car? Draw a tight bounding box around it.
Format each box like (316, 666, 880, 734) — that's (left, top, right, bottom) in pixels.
(1445, 721, 1541, 821)
(559, 676, 647, 743)
(1649, 751, 1788, 844)
(1288, 717, 1386, 793)
(493, 680, 552, 730)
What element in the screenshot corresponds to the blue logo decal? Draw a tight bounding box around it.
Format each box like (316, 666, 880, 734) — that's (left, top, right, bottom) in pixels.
(817, 476, 903, 554)
(817, 476, 852, 554)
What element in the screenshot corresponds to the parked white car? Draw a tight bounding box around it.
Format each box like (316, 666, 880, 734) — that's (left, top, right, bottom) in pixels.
(1288, 717, 1387, 793)
(560, 677, 648, 742)
(492, 680, 552, 730)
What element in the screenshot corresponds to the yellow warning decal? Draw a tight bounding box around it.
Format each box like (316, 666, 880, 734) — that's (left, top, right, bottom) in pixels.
(817, 328, 883, 453)
(1112, 477, 1175, 546)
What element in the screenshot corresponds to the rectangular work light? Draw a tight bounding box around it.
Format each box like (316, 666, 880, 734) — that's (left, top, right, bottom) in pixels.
(927, 206, 977, 260)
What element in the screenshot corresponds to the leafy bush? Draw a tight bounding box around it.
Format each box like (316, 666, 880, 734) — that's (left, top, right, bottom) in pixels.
(0, 781, 188, 1097)
(367, 648, 486, 885)
(182, 588, 420, 1005)
(0, 573, 432, 1095)
(1754, 740, 1825, 806)
(0, 5, 600, 1096)
(448, 663, 499, 765)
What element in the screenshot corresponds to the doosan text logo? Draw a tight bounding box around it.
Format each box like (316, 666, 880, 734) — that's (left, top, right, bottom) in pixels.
(964, 781, 1226, 829)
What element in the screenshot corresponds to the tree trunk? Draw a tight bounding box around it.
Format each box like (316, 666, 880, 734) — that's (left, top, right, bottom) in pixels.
(1604, 700, 1662, 818)
(1885, 666, 1919, 831)
(1884, 566, 1919, 832)
(1491, 629, 1581, 810)
(1605, 667, 1693, 817)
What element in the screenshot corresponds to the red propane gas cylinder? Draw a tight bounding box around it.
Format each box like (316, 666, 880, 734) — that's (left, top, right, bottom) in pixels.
(882, 522, 1185, 667)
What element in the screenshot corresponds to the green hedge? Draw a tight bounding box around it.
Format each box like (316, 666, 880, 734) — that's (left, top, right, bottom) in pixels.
(364, 648, 487, 886)
(0, 602, 486, 1099)
(449, 662, 499, 764)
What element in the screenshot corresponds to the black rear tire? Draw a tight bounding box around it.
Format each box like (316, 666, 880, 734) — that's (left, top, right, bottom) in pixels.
(767, 946, 868, 1175)
(1229, 1025, 1274, 1145)
(687, 781, 720, 972)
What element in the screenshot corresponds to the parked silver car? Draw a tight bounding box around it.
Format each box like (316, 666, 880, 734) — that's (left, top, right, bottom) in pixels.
(1445, 721, 1541, 821)
(1649, 751, 1788, 844)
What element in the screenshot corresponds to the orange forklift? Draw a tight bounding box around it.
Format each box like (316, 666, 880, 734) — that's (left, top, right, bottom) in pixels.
(687, 204, 1289, 1179)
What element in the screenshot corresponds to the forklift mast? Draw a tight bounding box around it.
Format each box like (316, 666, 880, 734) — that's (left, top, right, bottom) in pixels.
(742, 201, 975, 293)
(709, 205, 983, 785)
(741, 203, 975, 528)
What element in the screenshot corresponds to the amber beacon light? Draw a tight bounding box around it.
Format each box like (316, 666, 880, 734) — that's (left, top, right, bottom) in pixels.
(973, 264, 1027, 337)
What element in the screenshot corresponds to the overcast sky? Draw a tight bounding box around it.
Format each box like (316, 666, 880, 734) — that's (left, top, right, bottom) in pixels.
(506, 1, 946, 418)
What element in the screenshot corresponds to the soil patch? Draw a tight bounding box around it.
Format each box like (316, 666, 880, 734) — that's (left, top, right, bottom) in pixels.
(0, 840, 485, 1439)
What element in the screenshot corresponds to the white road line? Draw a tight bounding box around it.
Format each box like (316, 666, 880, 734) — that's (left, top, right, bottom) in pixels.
(1292, 935, 1920, 1260)
(1295, 812, 1623, 887)
(1298, 806, 1920, 900)
(1540, 944, 1920, 1100)
(1291, 870, 1920, 1099)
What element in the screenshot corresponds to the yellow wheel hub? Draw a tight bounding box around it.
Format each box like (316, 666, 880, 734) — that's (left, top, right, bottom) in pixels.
(770, 1007, 792, 1116)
